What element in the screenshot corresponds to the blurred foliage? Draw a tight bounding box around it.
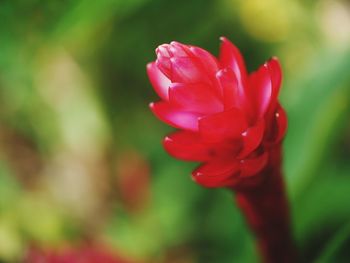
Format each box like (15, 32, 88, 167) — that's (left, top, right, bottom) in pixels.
(0, 0, 350, 262)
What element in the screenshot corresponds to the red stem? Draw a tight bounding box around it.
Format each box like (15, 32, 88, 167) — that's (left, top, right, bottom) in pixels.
(232, 145, 296, 263)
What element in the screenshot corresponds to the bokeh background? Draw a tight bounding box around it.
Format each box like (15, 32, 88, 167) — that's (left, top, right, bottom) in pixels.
(0, 0, 350, 262)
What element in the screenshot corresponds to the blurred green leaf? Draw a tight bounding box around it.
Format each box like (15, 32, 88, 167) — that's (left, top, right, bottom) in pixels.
(314, 222, 350, 263)
(283, 49, 350, 199)
(0, 162, 21, 211)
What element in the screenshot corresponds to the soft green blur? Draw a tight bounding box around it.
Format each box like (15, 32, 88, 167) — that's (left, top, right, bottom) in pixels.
(0, 0, 350, 262)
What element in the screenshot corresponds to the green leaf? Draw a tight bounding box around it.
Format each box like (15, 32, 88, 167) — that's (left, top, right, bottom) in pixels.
(282, 49, 350, 199)
(314, 222, 350, 263)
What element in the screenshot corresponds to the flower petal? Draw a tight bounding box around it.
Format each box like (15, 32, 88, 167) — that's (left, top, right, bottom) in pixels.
(170, 57, 209, 83)
(199, 108, 248, 142)
(240, 152, 268, 177)
(189, 46, 219, 77)
(266, 57, 282, 115)
(275, 105, 287, 143)
(147, 62, 171, 101)
(168, 82, 223, 114)
(249, 64, 273, 119)
(150, 101, 200, 131)
(263, 104, 288, 145)
(268, 104, 287, 144)
(156, 45, 173, 78)
(216, 67, 251, 111)
(268, 57, 282, 95)
(192, 159, 240, 188)
(163, 131, 210, 161)
(238, 120, 265, 159)
(168, 41, 189, 57)
(219, 37, 247, 90)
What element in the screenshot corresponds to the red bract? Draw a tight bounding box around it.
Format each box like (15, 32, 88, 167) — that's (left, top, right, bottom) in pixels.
(147, 37, 287, 188)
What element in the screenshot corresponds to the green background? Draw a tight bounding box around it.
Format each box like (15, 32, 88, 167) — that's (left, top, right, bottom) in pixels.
(0, 0, 350, 262)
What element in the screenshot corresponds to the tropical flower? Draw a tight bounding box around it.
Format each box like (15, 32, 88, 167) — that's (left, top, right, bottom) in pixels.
(147, 37, 287, 188)
(147, 38, 296, 263)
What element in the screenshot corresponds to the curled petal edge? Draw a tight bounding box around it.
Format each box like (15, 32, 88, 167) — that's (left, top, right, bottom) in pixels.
(163, 131, 210, 162)
(149, 101, 201, 131)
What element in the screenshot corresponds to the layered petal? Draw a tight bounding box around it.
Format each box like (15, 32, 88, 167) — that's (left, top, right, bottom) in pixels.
(266, 57, 282, 116)
(148, 38, 287, 188)
(168, 82, 222, 114)
(238, 120, 265, 159)
(192, 159, 240, 187)
(275, 105, 287, 143)
(156, 44, 173, 77)
(249, 63, 273, 119)
(199, 108, 248, 143)
(168, 41, 190, 57)
(268, 57, 282, 97)
(150, 101, 201, 131)
(170, 56, 209, 83)
(156, 42, 212, 84)
(163, 131, 210, 161)
(265, 104, 287, 144)
(240, 152, 268, 177)
(216, 67, 251, 112)
(219, 37, 247, 91)
(189, 45, 219, 77)
(147, 62, 171, 101)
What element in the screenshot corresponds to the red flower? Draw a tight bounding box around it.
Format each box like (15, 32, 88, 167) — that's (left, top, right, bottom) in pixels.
(147, 37, 287, 188)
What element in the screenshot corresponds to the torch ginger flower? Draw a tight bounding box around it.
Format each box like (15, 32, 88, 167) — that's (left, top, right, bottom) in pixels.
(147, 37, 295, 263)
(148, 37, 286, 188)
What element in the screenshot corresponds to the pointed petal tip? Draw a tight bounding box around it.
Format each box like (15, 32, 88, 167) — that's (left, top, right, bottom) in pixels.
(155, 46, 161, 55)
(146, 62, 154, 70)
(215, 70, 224, 79)
(162, 136, 173, 151)
(266, 56, 282, 69)
(219, 37, 234, 47)
(156, 44, 172, 57)
(262, 62, 270, 69)
(149, 102, 155, 109)
(216, 67, 234, 78)
(192, 170, 201, 177)
(266, 56, 282, 68)
(219, 36, 236, 46)
(192, 164, 206, 178)
(163, 135, 173, 144)
(216, 68, 229, 78)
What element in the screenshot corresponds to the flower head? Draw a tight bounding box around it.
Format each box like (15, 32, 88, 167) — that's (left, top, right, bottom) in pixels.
(147, 37, 287, 188)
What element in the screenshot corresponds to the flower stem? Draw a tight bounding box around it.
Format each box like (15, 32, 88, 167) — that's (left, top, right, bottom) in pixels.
(233, 145, 296, 263)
